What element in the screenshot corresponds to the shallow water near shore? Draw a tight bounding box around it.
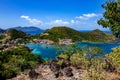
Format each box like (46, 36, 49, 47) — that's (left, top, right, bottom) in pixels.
(26, 41, 120, 60)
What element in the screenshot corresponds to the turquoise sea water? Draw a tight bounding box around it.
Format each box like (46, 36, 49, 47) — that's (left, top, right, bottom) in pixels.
(25, 44, 59, 60)
(26, 42, 120, 60)
(76, 42, 120, 53)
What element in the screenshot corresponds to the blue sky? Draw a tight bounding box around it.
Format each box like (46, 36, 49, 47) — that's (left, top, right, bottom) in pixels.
(0, 0, 108, 30)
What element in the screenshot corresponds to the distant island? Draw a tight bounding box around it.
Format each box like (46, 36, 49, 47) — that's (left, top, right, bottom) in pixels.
(8, 26, 45, 35)
(33, 26, 116, 43)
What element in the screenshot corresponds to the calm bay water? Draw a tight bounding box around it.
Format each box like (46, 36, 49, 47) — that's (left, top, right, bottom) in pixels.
(26, 44, 58, 60)
(26, 41, 120, 60)
(76, 42, 120, 53)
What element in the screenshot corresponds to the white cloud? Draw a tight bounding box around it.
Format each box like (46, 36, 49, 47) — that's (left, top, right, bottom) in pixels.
(83, 13, 98, 18)
(48, 19, 70, 25)
(19, 13, 107, 30)
(70, 20, 83, 25)
(76, 13, 99, 20)
(20, 15, 42, 25)
(71, 20, 75, 24)
(21, 15, 29, 19)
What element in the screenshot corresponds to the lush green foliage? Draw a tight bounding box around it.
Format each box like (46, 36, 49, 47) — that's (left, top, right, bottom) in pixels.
(98, 0, 120, 38)
(105, 47, 120, 74)
(0, 47, 43, 79)
(70, 51, 89, 69)
(0, 35, 5, 40)
(86, 29, 113, 42)
(6, 29, 30, 39)
(59, 46, 104, 68)
(35, 26, 83, 42)
(59, 45, 120, 79)
(58, 53, 69, 60)
(34, 26, 113, 42)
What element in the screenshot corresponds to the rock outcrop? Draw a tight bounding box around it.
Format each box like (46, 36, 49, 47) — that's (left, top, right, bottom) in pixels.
(11, 57, 85, 80)
(63, 67, 73, 77)
(29, 69, 39, 79)
(49, 57, 73, 78)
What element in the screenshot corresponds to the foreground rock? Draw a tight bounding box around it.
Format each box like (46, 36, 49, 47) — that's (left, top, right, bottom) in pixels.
(28, 69, 39, 79)
(49, 57, 73, 78)
(11, 57, 84, 80)
(49, 60, 60, 72)
(11, 64, 84, 80)
(63, 67, 73, 77)
(12, 56, 120, 80)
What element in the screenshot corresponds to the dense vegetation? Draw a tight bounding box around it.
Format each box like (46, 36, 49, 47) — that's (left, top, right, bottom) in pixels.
(58, 45, 120, 79)
(98, 0, 120, 38)
(5, 29, 30, 39)
(0, 35, 5, 40)
(34, 26, 82, 42)
(0, 46, 43, 79)
(34, 26, 114, 42)
(1, 44, 120, 79)
(105, 47, 120, 74)
(82, 29, 113, 42)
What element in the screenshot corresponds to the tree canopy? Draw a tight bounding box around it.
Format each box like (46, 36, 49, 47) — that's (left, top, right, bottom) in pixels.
(0, 47, 43, 79)
(98, 0, 120, 38)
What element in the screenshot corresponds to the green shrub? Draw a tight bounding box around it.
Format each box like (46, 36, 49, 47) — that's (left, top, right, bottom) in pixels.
(57, 60, 64, 67)
(84, 68, 107, 80)
(0, 47, 43, 79)
(70, 50, 89, 69)
(105, 47, 120, 73)
(58, 53, 69, 60)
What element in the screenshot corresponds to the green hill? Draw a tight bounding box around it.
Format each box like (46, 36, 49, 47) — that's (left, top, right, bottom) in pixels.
(82, 29, 113, 42)
(41, 26, 84, 42)
(5, 29, 30, 39)
(34, 26, 114, 42)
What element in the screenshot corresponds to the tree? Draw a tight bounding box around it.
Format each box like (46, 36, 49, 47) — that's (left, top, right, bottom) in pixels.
(105, 47, 120, 73)
(98, 0, 120, 38)
(0, 47, 43, 79)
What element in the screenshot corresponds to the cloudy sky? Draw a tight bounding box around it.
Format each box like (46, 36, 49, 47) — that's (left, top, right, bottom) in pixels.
(0, 0, 108, 30)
